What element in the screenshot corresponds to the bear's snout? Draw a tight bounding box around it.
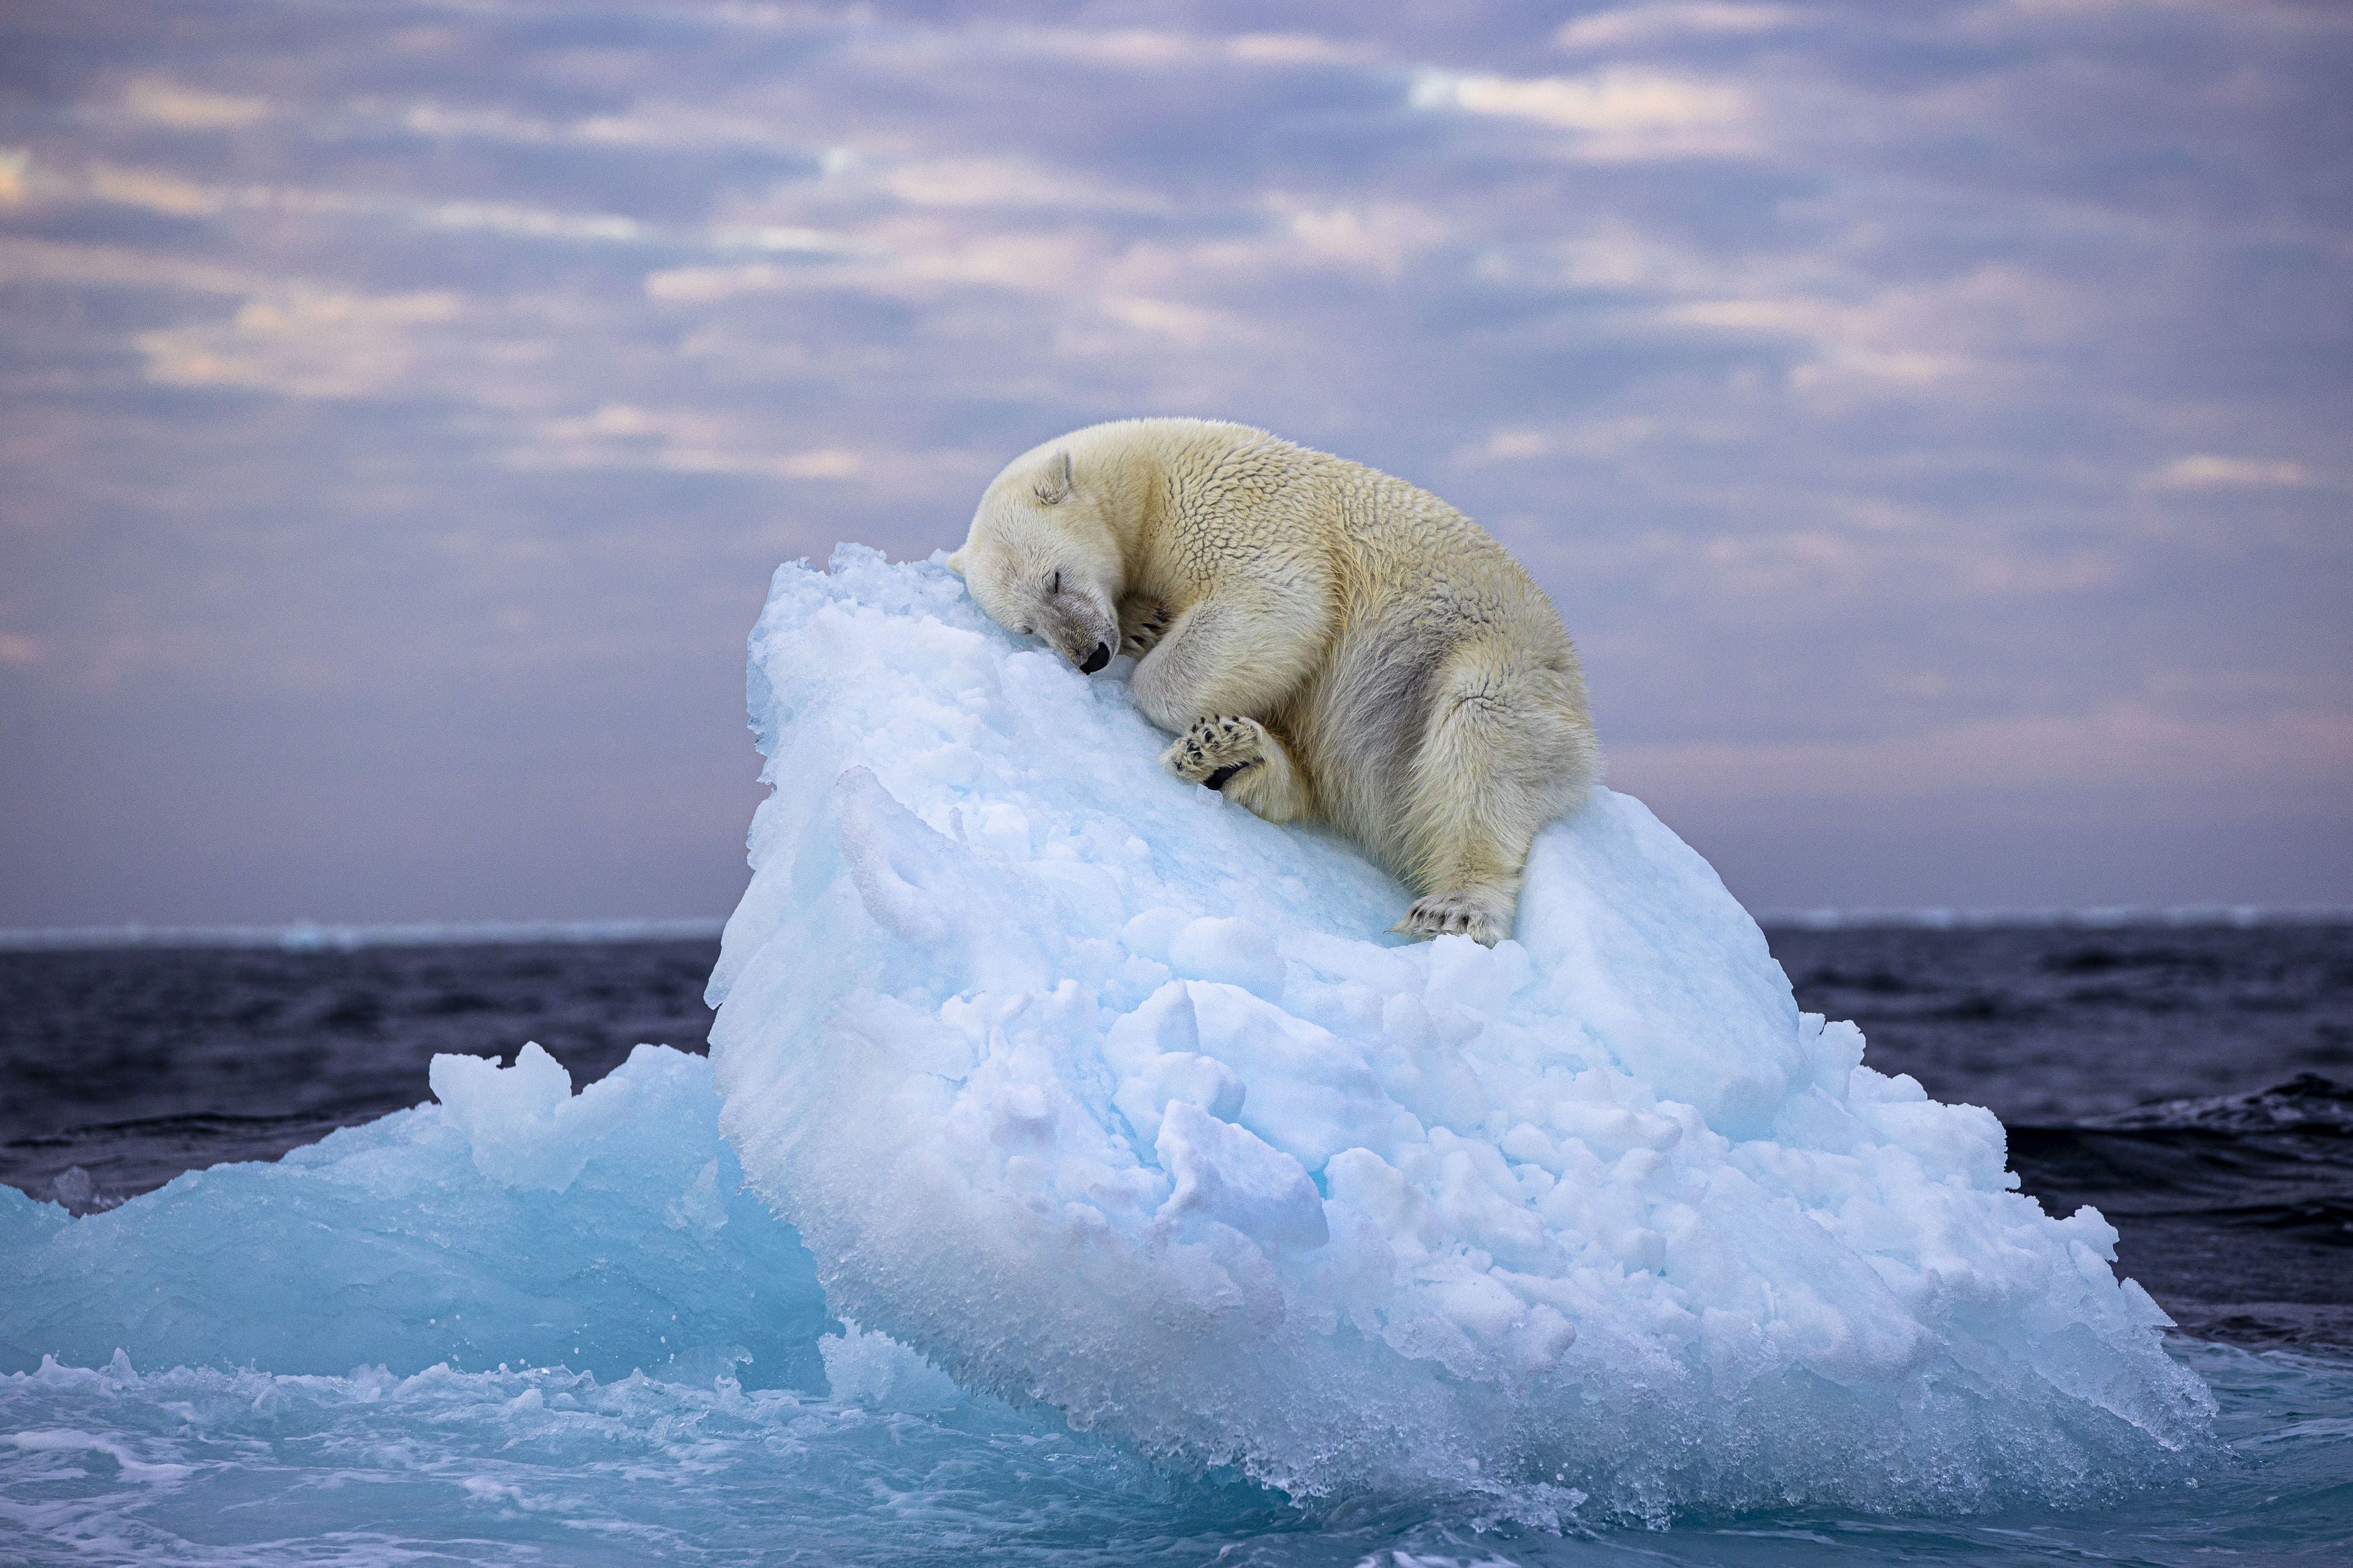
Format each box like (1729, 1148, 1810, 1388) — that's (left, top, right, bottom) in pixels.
(1079, 642, 1112, 675)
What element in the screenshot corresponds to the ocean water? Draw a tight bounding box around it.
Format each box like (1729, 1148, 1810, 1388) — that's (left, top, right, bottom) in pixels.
(3, 923, 2348, 1565)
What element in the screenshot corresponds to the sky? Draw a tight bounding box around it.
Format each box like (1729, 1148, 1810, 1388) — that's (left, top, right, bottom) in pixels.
(1, 0, 2348, 927)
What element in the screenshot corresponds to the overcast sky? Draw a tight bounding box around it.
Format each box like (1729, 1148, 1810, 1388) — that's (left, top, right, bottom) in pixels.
(1, 0, 2347, 926)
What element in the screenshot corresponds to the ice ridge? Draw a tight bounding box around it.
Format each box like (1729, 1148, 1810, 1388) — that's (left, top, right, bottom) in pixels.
(707, 546, 2217, 1521)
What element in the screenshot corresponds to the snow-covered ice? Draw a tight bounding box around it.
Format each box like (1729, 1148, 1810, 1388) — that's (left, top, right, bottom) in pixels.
(707, 546, 2216, 1520)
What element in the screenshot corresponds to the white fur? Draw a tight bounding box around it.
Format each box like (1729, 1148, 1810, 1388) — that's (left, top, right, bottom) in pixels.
(952, 418, 1601, 944)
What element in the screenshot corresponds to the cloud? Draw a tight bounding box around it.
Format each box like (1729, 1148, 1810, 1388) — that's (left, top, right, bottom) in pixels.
(873, 24, 1376, 74)
(2139, 454, 2317, 490)
(871, 157, 1166, 214)
(1408, 67, 1759, 160)
(1554, 4, 1800, 53)
(134, 290, 464, 399)
(1225, 32, 1378, 67)
(1091, 296, 1244, 347)
(83, 161, 224, 217)
(1612, 702, 2353, 807)
(643, 261, 801, 304)
(118, 78, 270, 130)
(642, 185, 1443, 340)
(1681, 523, 2119, 601)
(1267, 199, 1451, 279)
(46, 155, 845, 259)
(378, 98, 823, 161)
(1461, 419, 1661, 463)
(509, 405, 983, 488)
(1654, 263, 2090, 399)
(0, 235, 262, 296)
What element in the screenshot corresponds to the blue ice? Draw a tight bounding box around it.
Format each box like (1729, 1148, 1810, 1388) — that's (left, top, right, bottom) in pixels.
(2, 1045, 828, 1389)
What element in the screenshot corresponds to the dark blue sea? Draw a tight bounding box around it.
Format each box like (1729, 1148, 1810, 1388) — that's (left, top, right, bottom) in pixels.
(3, 921, 2348, 1563)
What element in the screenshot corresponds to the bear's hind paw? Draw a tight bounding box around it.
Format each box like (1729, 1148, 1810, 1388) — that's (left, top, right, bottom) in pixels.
(1396, 893, 1505, 946)
(1164, 714, 1267, 790)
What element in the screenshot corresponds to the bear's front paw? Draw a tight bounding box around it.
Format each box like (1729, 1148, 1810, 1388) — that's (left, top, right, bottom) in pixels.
(1396, 893, 1505, 946)
(1120, 597, 1172, 658)
(1163, 714, 1267, 792)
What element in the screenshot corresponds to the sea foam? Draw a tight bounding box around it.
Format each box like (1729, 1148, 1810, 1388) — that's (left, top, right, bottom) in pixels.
(707, 547, 2217, 1520)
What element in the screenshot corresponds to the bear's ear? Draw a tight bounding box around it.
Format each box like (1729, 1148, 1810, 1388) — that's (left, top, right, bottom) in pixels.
(945, 548, 967, 575)
(1032, 450, 1074, 507)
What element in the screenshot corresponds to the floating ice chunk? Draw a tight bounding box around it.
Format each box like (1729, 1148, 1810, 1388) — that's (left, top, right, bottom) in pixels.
(709, 548, 2216, 1520)
(0, 1047, 830, 1389)
(430, 1041, 625, 1190)
(818, 1319, 964, 1413)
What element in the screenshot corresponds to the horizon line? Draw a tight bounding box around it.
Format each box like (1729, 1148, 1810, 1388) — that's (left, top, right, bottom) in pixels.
(3, 905, 2351, 954)
(0, 917, 731, 954)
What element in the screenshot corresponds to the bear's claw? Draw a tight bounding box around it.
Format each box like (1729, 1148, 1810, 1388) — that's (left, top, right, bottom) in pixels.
(1121, 600, 1173, 658)
(1397, 893, 1505, 946)
(1164, 714, 1267, 790)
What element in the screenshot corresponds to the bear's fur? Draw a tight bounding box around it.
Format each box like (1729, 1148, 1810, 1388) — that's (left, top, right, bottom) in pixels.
(949, 417, 1600, 944)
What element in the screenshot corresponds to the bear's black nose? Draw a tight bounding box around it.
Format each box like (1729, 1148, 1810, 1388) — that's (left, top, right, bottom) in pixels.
(1080, 642, 1111, 675)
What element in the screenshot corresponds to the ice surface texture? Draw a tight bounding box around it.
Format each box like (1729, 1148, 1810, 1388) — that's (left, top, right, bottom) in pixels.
(708, 548, 2217, 1520)
(1, 1046, 831, 1391)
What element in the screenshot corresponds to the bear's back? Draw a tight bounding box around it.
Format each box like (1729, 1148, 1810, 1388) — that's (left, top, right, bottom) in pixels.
(1071, 418, 1566, 663)
(1303, 448, 1564, 657)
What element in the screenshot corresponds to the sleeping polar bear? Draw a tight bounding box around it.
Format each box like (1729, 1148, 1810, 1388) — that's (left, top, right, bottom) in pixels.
(949, 417, 1600, 944)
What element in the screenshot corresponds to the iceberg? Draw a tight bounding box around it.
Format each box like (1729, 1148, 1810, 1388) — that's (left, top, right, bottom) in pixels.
(1, 1045, 831, 1391)
(707, 546, 2216, 1520)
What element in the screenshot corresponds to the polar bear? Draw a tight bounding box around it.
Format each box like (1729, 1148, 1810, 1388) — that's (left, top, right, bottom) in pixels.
(950, 418, 1599, 944)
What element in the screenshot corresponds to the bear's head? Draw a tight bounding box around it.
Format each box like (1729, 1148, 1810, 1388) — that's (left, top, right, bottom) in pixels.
(949, 447, 1122, 675)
